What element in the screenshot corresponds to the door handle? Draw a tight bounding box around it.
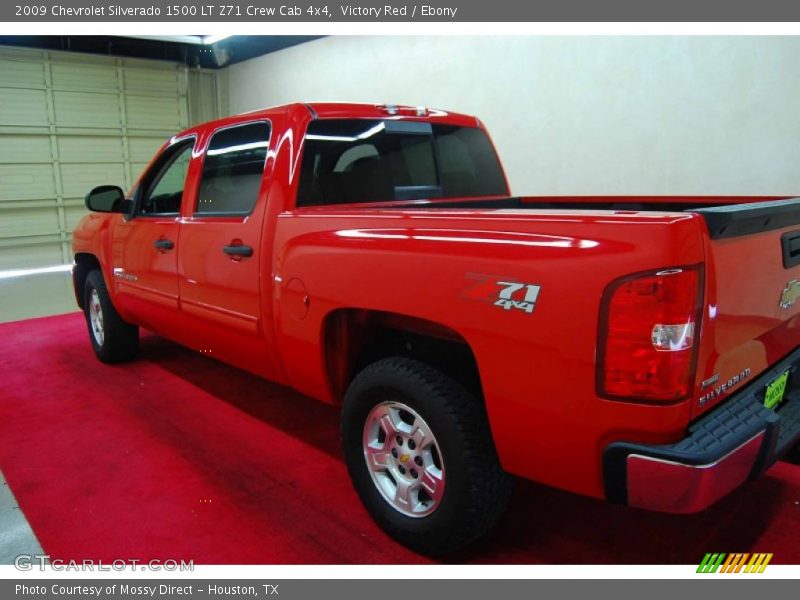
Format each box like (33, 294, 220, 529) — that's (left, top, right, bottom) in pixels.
(154, 239, 174, 250)
(223, 244, 253, 258)
(782, 231, 800, 268)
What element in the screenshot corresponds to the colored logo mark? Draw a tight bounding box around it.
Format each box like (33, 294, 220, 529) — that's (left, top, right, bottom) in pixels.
(697, 552, 772, 573)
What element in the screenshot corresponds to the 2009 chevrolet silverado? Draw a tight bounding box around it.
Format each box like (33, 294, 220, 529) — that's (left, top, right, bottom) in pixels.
(72, 102, 800, 554)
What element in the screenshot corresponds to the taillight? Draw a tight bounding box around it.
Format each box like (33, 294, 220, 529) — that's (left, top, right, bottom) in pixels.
(597, 266, 703, 403)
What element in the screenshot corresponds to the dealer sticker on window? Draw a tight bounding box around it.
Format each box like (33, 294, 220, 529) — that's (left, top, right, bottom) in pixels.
(764, 370, 790, 410)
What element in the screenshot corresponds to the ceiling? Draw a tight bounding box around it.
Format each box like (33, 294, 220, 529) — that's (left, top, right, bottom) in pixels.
(0, 35, 324, 68)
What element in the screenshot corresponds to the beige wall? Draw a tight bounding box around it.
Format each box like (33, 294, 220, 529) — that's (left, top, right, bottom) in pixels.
(228, 36, 800, 196)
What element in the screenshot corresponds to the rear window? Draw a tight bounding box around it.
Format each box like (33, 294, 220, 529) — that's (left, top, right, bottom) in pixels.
(296, 119, 507, 207)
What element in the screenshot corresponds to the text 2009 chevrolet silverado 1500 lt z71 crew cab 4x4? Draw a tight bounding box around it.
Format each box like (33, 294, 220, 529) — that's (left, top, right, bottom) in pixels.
(73, 103, 800, 554)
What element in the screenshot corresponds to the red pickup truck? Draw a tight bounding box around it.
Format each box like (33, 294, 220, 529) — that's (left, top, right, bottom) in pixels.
(73, 102, 800, 554)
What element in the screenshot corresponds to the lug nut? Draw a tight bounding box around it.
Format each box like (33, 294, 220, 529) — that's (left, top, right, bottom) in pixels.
(411, 469, 418, 479)
(391, 448, 398, 458)
(398, 465, 406, 475)
(396, 436, 403, 446)
(414, 456, 423, 466)
(408, 439, 416, 450)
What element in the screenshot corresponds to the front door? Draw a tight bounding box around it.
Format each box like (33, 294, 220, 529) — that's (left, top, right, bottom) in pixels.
(112, 136, 196, 331)
(177, 120, 275, 378)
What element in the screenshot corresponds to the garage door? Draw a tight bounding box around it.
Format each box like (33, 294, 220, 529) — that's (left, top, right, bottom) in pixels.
(0, 45, 221, 274)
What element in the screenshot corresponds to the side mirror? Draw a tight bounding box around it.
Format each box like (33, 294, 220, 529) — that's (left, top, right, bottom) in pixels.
(85, 185, 130, 213)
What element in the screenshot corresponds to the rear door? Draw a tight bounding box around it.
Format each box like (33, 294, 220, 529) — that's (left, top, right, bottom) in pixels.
(694, 199, 800, 415)
(177, 120, 276, 378)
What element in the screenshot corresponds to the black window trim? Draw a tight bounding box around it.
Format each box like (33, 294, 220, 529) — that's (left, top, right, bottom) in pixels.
(191, 119, 273, 219)
(133, 134, 197, 219)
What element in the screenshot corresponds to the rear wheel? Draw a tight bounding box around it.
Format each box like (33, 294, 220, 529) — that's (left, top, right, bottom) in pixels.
(341, 357, 511, 555)
(83, 270, 139, 363)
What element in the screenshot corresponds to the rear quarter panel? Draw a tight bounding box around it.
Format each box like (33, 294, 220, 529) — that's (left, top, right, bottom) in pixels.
(271, 208, 707, 498)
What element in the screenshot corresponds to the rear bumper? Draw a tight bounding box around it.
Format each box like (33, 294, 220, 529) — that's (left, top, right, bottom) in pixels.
(604, 347, 800, 513)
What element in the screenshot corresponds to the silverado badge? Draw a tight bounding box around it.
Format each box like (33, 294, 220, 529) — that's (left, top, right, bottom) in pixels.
(779, 279, 800, 309)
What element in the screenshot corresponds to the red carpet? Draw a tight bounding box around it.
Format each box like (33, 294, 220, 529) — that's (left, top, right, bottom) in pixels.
(1, 312, 799, 564)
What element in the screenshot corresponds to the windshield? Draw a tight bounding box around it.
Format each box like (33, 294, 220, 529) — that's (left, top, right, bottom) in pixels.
(296, 119, 508, 206)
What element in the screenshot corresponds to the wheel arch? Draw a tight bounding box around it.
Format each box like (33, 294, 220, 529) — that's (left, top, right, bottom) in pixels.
(321, 308, 484, 404)
(73, 252, 102, 309)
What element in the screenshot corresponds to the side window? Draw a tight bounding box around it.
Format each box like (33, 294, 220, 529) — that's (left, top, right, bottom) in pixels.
(196, 121, 271, 216)
(139, 139, 194, 216)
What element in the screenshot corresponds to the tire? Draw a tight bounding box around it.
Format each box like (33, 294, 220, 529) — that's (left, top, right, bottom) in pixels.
(83, 269, 139, 364)
(341, 356, 511, 555)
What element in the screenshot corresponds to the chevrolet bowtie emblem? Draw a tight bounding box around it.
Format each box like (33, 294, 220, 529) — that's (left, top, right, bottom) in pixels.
(399, 454, 410, 464)
(780, 279, 800, 309)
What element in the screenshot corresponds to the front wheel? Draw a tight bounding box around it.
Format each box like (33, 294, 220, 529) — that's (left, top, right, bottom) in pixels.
(341, 357, 511, 555)
(83, 269, 139, 364)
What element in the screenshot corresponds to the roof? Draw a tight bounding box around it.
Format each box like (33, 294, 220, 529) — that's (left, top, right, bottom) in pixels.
(175, 102, 481, 140)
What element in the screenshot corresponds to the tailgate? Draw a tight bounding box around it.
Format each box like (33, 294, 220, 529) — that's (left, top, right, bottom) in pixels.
(693, 198, 800, 416)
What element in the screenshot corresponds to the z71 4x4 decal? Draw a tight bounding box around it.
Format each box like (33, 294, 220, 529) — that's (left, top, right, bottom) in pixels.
(462, 273, 542, 315)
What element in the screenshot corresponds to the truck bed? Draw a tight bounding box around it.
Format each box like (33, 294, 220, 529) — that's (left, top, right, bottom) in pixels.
(296, 194, 800, 421)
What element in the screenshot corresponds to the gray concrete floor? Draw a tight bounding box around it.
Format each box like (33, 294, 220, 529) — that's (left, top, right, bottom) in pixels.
(0, 271, 78, 323)
(0, 471, 44, 565)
